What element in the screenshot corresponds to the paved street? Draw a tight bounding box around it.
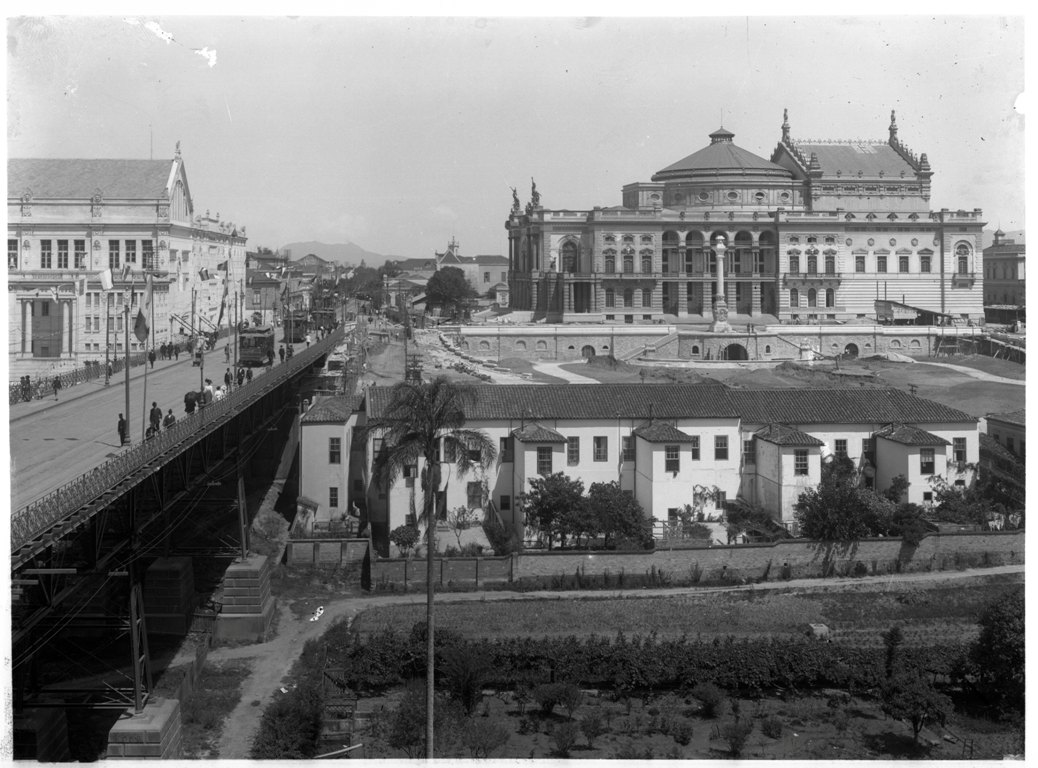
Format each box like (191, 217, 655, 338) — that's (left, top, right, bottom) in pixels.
(9, 339, 283, 511)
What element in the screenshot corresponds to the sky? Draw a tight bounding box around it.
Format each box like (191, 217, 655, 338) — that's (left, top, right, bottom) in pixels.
(6, 13, 1027, 261)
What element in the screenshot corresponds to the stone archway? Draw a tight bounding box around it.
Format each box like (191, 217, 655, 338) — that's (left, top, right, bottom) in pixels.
(720, 343, 749, 361)
(844, 343, 859, 358)
(581, 345, 596, 360)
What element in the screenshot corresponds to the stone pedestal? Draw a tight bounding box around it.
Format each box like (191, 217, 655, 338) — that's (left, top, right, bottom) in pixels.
(106, 698, 182, 759)
(710, 295, 731, 333)
(214, 554, 276, 644)
(14, 707, 71, 761)
(144, 556, 195, 635)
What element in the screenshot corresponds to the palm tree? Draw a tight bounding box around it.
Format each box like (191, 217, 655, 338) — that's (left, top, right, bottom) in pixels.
(367, 377, 496, 758)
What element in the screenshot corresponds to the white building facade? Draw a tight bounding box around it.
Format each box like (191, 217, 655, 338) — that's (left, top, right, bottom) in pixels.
(7, 147, 247, 379)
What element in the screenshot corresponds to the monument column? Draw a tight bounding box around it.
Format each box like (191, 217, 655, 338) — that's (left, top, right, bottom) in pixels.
(60, 300, 69, 357)
(23, 300, 33, 356)
(710, 236, 731, 333)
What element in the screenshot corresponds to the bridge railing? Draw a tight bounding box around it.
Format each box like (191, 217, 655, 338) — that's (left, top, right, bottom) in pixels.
(10, 329, 345, 555)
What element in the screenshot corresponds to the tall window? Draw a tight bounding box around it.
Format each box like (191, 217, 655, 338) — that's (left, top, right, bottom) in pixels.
(855, 255, 865, 272)
(920, 448, 935, 475)
(743, 439, 755, 465)
(41, 240, 52, 269)
(57, 240, 69, 270)
(825, 288, 835, 307)
(641, 253, 652, 273)
(567, 436, 580, 466)
(807, 288, 817, 307)
(108, 240, 120, 269)
(623, 251, 634, 273)
(690, 435, 700, 460)
(8, 239, 17, 270)
(920, 255, 931, 273)
(604, 251, 615, 273)
(790, 288, 799, 308)
(715, 491, 727, 510)
(622, 436, 635, 461)
(789, 255, 800, 274)
(665, 445, 680, 473)
(794, 449, 809, 475)
(74, 240, 86, 269)
(329, 487, 339, 508)
(537, 446, 553, 475)
(142, 240, 154, 270)
(714, 435, 728, 461)
(561, 241, 577, 272)
(899, 255, 909, 273)
(125, 240, 137, 264)
(604, 289, 615, 308)
(835, 439, 848, 458)
(593, 436, 608, 461)
(328, 437, 341, 464)
(483, 271, 490, 283)
(467, 481, 482, 509)
(623, 289, 633, 308)
(754, 250, 765, 274)
(953, 437, 967, 464)
(642, 288, 652, 307)
(877, 255, 887, 273)
(807, 255, 817, 274)
(824, 256, 836, 274)
(956, 243, 970, 275)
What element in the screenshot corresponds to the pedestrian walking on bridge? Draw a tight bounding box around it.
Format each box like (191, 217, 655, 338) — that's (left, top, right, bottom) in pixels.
(52, 376, 61, 400)
(163, 409, 176, 429)
(278, 345, 285, 364)
(150, 401, 162, 433)
(117, 413, 127, 446)
(148, 348, 156, 369)
(246, 367, 253, 384)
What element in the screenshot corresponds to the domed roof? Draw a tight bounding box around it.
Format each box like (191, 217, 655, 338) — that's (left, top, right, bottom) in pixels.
(652, 127, 792, 182)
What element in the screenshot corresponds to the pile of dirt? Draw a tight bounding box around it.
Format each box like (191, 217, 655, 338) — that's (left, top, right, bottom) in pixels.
(495, 357, 536, 373)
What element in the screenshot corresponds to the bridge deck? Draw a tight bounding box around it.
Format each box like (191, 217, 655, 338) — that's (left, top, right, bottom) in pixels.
(10, 329, 344, 560)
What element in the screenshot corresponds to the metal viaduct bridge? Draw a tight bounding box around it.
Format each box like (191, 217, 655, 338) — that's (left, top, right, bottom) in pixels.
(9, 327, 345, 722)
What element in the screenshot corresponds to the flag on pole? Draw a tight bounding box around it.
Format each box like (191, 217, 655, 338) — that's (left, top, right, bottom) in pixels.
(199, 267, 211, 281)
(121, 263, 132, 281)
(77, 276, 87, 295)
(217, 260, 228, 272)
(134, 274, 153, 343)
(216, 274, 229, 328)
(100, 268, 114, 291)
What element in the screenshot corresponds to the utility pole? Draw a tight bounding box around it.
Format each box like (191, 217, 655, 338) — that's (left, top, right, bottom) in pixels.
(124, 289, 131, 443)
(104, 292, 111, 386)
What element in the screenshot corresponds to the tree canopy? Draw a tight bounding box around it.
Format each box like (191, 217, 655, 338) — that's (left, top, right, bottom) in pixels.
(967, 588, 1024, 714)
(588, 480, 652, 549)
(426, 267, 477, 318)
(519, 473, 587, 550)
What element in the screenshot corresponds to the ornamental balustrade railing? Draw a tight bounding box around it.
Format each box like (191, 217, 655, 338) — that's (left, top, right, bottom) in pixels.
(10, 328, 344, 556)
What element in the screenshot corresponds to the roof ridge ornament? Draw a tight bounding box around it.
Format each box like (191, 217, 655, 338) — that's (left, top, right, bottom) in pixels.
(781, 108, 790, 142)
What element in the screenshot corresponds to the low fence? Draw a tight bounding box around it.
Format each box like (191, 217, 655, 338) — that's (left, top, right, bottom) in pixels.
(9, 353, 148, 405)
(10, 328, 344, 558)
(287, 538, 369, 569)
(366, 530, 1023, 588)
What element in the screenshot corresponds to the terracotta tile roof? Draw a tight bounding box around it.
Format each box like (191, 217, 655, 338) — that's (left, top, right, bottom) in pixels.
(9, 158, 173, 199)
(793, 142, 915, 179)
(366, 384, 976, 426)
(301, 395, 359, 424)
(511, 423, 567, 443)
(980, 432, 1016, 462)
(633, 422, 698, 443)
(987, 409, 1025, 427)
(754, 423, 825, 446)
(875, 424, 950, 446)
(729, 388, 974, 425)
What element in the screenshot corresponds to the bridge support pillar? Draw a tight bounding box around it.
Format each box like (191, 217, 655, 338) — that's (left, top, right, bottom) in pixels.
(214, 553, 276, 644)
(144, 557, 196, 635)
(14, 707, 71, 761)
(106, 698, 182, 759)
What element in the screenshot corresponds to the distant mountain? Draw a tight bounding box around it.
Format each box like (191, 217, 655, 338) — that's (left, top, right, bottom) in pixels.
(279, 241, 403, 268)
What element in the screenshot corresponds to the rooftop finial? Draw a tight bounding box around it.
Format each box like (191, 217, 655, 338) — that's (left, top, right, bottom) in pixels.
(889, 109, 898, 140)
(175, 140, 181, 158)
(781, 108, 790, 142)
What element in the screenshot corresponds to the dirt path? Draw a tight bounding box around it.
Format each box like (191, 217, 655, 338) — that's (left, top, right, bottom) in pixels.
(208, 563, 1022, 757)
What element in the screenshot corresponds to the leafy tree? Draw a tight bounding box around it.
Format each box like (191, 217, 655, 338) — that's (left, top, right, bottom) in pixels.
(551, 722, 580, 758)
(795, 457, 873, 541)
(386, 681, 465, 758)
(881, 672, 950, 743)
(520, 473, 587, 549)
(460, 719, 510, 759)
(580, 712, 606, 748)
(440, 645, 492, 715)
(882, 474, 911, 503)
(366, 378, 496, 757)
(969, 588, 1024, 714)
(389, 524, 420, 557)
(588, 480, 652, 549)
(929, 474, 1009, 526)
(725, 499, 781, 543)
(379, 260, 403, 279)
(882, 624, 905, 679)
(348, 264, 384, 310)
(720, 718, 754, 757)
(427, 266, 477, 319)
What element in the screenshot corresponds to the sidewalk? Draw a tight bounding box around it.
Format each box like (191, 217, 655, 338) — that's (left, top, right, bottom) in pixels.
(9, 338, 237, 425)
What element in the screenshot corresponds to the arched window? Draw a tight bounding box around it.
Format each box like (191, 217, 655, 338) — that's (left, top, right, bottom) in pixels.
(561, 241, 578, 273)
(622, 248, 634, 274)
(691, 345, 701, 356)
(515, 340, 527, 351)
(603, 249, 616, 273)
(604, 288, 615, 308)
(807, 255, 818, 274)
(642, 288, 652, 307)
(623, 288, 634, 307)
(789, 254, 800, 274)
(641, 252, 652, 273)
(790, 288, 799, 307)
(955, 243, 971, 275)
(764, 345, 772, 354)
(824, 256, 836, 274)
(825, 288, 835, 307)
(807, 288, 817, 307)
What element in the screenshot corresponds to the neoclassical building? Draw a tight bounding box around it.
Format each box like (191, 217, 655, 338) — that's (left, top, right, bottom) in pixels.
(8, 146, 247, 378)
(507, 111, 985, 326)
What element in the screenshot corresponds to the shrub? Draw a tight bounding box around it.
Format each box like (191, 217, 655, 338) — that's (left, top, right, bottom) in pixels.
(483, 518, 522, 555)
(580, 712, 606, 748)
(440, 645, 492, 714)
(671, 718, 694, 746)
(559, 683, 584, 719)
(533, 683, 562, 715)
(389, 525, 420, 556)
(761, 716, 783, 739)
(830, 710, 850, 734)
(691, 682, 726, 718)
(460, 719, 510, 758)
(613, 740, 641, 759)
(851, 561, 869, 578)
(551, 722, 579, 757)
(720, 719, 754, 757)
(250, 682, 322, 759)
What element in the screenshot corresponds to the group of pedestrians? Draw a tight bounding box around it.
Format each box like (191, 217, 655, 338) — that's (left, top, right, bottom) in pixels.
(278, 344, 294, 363)
(15, 375, 63, 402)
(223, 366, 254, 392)
(117, 401, 176, 446)
(158, 342, 181, 362)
